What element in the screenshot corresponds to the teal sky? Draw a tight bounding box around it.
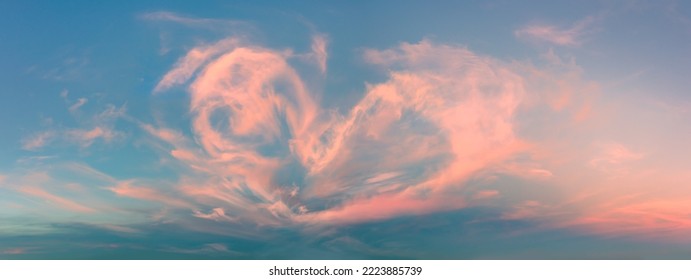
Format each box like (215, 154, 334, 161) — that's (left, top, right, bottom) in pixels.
(2, 0, 691, 259)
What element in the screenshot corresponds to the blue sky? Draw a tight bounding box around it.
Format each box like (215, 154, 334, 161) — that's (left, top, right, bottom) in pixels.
(2, 0, 691, 259)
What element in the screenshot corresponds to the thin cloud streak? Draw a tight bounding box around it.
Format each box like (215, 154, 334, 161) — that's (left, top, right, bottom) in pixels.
(68, 98, 88, 112)
(515, 16, 598, 46)
(19, 186, 95, 213)
(109, 180, 194, 209)
(311, 34, 328, 74)
(21, 131, 55, 151)
(140, 11, 248, 30)
(20, 103, 126, 150)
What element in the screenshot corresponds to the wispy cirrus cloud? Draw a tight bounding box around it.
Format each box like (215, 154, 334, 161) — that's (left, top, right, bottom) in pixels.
(65, 126, 120, 148)
(145, 32, 691, 245)
(68, 98, 88, 113)
(8, 12, 691, 259)
(515, 16, 599, 46)
(140, 11, 247, 29)
(0, 248, 26, 255)
(109, 180, 193, 209)
(589, 142, 644, 174)
(21, 102, 126, 151)
(309, 34, 328, 74)
(153, 38, 242, 92)
(147, 37, 587, 230)
(19, 185, 95, 213)
(21, 131, 56, 151)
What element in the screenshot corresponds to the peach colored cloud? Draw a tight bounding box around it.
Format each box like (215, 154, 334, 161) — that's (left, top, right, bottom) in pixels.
(147, 34, 691, 242)
(21, 131, 55, 151)
(566, 199, 691, 241)
(141, 11, 248, 31)
(151, 38, 537, 227)
(66, 126, 119, 147)
(589, 142, 644, 174)
(109, 180, 193, 209)
(68, 97, 88, 112)
(21, 103, 125, 150)
(473, 190, 500, 200)
(310, 34, 328, 74)
(515, 16, 598, 46)
(19, 186, 94, 213)
(0, 248, 26, 255)
(154, 38, 241, 92)
(297, 190, 461, 225)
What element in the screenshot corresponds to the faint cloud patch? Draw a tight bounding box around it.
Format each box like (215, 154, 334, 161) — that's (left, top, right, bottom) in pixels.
(515, 16, 600, 47)
(140, 11, 249, 30)
(589, 141, 644, 174)
(21, 131, 56, 151)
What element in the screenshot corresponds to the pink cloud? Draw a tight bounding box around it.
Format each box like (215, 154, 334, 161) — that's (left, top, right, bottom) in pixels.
(298, 190, 460, 225)
(109, 180, 193, 209)
(21, 103, 125, 150)
(141, 11, 247, 30)
(364, 172, 402, 184)
(1, 248, 26, 255)
(589, 142, 644, 174)
(68, 97, 88, 112)
(21, 131, 55, 151)
(96, 224, 141, 234)
(311, 34, 328, 74)
(502, 200, 547, 220)
(148, 34, 691, 243)
(297, 40, 527, 201)
(473, 190, 500, 200)
(66, 126, 118, 147)
(158, 43, 320, 206)
(23, 126, 120, 150)
(151, 38, 539, 227)
(559, 196, 691, 241)
(19, 186, 94, 213)
(515, 16, 597, 46)
(153, 38, 241, 92)
(193, 207, 238, 222)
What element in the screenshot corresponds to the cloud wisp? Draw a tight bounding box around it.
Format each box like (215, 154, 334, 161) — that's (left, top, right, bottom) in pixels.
(21, 103, 126, 151)
(515, 16, 598, 46)
(140, 11, 248, 31)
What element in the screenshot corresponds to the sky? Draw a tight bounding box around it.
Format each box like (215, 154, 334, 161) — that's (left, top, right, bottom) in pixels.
(1, 0, 691, 259)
